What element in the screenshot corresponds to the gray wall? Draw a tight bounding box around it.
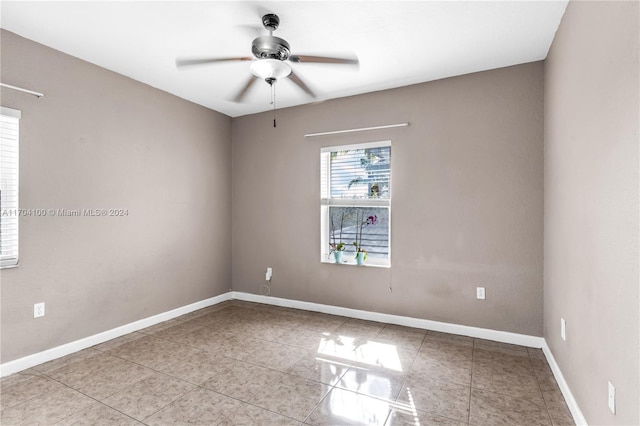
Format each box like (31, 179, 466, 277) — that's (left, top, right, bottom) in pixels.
(232, 62, 544, 336)
(0, 30, 232, 363)
(544, 2, 639, 425)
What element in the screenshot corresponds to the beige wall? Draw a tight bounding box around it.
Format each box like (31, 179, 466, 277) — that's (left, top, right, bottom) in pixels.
(232, 62, 544, 336)
(3, 7, 637, 422)
(0, 30, 232, 363)
(544, 2, 639, 425)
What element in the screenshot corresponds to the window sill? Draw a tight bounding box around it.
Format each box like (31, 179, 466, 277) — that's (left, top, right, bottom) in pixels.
(321, 257, 390, 269)
(0, 263, 19, 270)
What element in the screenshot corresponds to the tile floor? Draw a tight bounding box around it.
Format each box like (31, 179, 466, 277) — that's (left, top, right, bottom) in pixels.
(0, 301, 575, 425)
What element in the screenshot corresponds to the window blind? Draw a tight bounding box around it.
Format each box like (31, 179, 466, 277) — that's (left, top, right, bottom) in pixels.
(321, 143, 391, 201)
(321, 141, 391, 264)
(1, 107, 20, 268)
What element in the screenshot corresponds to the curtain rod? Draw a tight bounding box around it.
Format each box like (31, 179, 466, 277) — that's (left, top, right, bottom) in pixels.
(1, 83, 44, 98)
(304, 122, 409, 138)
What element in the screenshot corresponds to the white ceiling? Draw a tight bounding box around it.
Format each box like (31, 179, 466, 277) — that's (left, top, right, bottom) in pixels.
(1, 1, 567, 117)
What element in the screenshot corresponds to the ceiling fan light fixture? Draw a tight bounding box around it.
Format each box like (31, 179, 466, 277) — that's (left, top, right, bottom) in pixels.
(250, 59, 291, 80)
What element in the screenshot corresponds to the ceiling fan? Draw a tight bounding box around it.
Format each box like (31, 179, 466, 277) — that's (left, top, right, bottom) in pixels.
(175, 13, 359, 103)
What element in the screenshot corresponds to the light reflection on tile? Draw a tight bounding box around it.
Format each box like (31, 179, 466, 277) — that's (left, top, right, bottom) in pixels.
(397, 377, 470, 422)
(306, 387, 391, 426)
(386, 405, 467, 426)
(287, 352, 350, 385)
(316, 335, 405, 372)
(5, 301, 570, 426)
(336, 366, 406, 402)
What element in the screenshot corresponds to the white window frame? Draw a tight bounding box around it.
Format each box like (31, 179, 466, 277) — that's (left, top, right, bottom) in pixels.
(320, 140, 391, 268)
(1, 106, 20, 269)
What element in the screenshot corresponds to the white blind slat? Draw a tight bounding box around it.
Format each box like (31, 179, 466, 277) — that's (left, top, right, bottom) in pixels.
(0, 109, 19, 266)
(328, 145, 391, 200)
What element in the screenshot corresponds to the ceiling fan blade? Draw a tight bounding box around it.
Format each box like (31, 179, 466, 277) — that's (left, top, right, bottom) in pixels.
(176, 57, 252, 68)
(251, 4, 273, 20)
(236, 24, 263, 37)
(230, 75, 259, 102)
(289, 71, 316, 98)
(289, 54, 359, 66)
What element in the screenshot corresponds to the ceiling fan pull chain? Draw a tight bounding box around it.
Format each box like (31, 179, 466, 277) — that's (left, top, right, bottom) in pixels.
(272, 80, 277, 128)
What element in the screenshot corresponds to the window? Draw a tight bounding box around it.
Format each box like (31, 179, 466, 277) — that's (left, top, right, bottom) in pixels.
(1, 107, 20, 268)
(321, 141, 391, 267)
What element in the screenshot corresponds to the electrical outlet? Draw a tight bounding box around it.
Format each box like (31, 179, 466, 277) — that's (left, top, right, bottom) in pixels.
(561, 318, 566, 341)
(265, 267, 272, 281)
(476, 287, 485, 300)
(34, 302, 45, 318)
(608, 381, 616, 414)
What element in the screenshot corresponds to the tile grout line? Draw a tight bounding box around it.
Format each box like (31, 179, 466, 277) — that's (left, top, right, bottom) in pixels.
(232, 393, 305, 425)
(110, 375, 204, 424)
(5, 303, 564, 425)
(138, 386, 233, 425)
(137, 357, 315, 425)
(300, 381, 335, 425)
(384, 330, 429, 425)
(468, 338, 476, 425)
(93, 322, 353, 423)
(528, 349, 556, 426)
(0, 371, 55, 411)
(39, 346, 220, 424)
(34, 371, 144, 425)
(468, 344, 554, 425)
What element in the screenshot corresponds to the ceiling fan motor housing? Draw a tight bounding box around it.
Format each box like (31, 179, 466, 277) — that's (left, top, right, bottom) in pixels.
(261, 14, 280, 31)
(251, 36, 290, 61)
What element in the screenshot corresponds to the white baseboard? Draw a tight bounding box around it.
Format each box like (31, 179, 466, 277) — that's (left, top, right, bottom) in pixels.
(0, 292, 232, 378)
(231, 291, 545, 348)
(542, 340, 587, 425)
(1, 288, 585, 426)
(234, 291, 586, 425)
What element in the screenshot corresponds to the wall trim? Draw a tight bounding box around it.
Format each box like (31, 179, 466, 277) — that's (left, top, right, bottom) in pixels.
(1, 289, 586, 426)
(234, 291, 587, 424)
(231, 291, 545, 348)
(0, 292, 232, 377)
(542, 340, 588, 425)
